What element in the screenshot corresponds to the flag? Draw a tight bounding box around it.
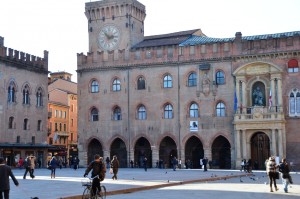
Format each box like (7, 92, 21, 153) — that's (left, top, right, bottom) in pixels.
(269, 88, 272, 109)
(234, 89, 238, 112)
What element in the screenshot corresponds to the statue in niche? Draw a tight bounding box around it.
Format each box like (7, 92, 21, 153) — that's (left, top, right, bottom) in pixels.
(252, 86, 264, 106)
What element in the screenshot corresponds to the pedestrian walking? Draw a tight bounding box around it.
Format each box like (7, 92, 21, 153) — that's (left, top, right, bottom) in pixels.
(23, 155, 34, 179)
(49, 156, 58, 178)
(111, 155, 119, 180)
(172, 157, 177, 171)
(73, 157, 80, 170)
(0, 157, 19, 199)
(266, 156, 279, 192)
(279, 158, 292, 193)
(143, 157, 148, 171)
(17, 157, 23, 169)
(202, 157, 208, 171)
(84, 154, 106, 197)
(106, 157, 110, 169)
(29, 155, 36, 177)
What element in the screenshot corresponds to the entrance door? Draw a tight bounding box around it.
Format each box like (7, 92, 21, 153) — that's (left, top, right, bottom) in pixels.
(251, 132, 270, 170)
(211, 136, 231, 169)
(185, 136, 203, 169)
(87, 139, 103, 164)
(134, 137, 152, 168)
(159, 136, 177, 168)
(110, 138, 127, 168)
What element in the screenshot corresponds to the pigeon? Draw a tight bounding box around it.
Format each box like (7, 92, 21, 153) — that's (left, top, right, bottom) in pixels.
(165, 171, 168, 174)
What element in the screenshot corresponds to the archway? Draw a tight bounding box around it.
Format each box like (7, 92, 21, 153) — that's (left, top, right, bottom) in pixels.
(110, 138, 127, 168)
(251, 132, 270, 170)
(87, 139, 103, 164)
(211, 136, 231, 169)
(134, 137, 152, 168)
(159, 136, 177, 168)
(185, 136, 204, 169)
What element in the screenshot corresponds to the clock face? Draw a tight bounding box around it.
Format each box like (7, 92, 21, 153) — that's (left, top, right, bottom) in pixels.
(98, 25, 121, 51)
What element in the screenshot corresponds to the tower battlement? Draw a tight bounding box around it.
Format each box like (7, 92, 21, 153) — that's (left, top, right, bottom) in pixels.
(0, 42, 48, 72)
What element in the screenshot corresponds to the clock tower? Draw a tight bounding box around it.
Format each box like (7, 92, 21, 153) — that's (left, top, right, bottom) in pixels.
(85, 0, 146, 53)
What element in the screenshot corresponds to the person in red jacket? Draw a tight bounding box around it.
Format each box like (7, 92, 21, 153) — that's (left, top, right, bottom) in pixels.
(0, 157, 19, 199)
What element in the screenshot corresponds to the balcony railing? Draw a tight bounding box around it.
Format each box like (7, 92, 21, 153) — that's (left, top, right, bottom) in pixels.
(234, 106, 284, 121)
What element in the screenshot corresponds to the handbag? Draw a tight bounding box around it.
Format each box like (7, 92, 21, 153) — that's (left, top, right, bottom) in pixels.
(275, 171, 279, 179)
(47, 165, 52, 170)
(109, 168, 113, 174)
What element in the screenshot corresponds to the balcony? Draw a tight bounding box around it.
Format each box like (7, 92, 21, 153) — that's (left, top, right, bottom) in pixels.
(56, 131, 69, 137)
(234, 106, 284, 122)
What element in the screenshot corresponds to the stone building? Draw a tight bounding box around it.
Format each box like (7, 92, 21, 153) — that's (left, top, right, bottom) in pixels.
(77, 0, 300, 169)
(48, 72, 78, 164)
(0, 36, 50, 167)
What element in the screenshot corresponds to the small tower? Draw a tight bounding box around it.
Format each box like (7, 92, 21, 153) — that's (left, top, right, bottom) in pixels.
(85, 0, 146, 53)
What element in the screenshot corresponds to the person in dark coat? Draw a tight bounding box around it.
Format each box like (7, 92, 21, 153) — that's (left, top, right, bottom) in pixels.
(143, 157, 148, 171)
(202, 157, 208, 171)
(110, 156, 119, 180)
(49, 156, 58, 178)
(23, 155, 34, 179)
(0, 157, 19, 199)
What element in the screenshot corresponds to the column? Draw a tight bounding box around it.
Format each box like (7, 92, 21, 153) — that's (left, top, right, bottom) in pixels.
(235, 130, 241, 159)
(277, 78, 283, 106)
(242, 130, 247, 159)
(278, 129, 283, 159)
(271, 78, 275, 110)
(241, 81, 246, 108)
(151, 146, 159, 168)
(271, 129, 277, 156)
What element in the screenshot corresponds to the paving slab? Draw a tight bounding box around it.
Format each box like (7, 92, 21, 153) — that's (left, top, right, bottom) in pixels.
(8, 168, 299, 199)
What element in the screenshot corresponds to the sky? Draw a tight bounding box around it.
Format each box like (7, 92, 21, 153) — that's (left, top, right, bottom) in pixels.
(1, 0, 300, 82)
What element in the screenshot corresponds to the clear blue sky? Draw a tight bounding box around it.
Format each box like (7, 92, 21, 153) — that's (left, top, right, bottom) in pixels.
(1, 0, 299, 82)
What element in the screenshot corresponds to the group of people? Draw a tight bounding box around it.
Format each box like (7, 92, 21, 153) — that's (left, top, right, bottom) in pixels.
(240, 159, 253, 173)
(266, 156, 293, 193)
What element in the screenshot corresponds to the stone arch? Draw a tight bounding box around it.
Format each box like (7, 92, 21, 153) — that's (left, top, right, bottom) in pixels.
(211, 135, 231, 169)
(134, 137, 152, 168)
(87, 138, 103, 164)
(250, 132, 270, 170)
(159, 136, 177, 169)
(184, 135, 204, 169)
(110, 137, 127, 168)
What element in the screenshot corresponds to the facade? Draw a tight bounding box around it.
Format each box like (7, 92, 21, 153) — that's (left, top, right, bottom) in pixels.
(0, 36, 50, 167)
(48, 72, 78, 164)
(77, 0, 300, 169)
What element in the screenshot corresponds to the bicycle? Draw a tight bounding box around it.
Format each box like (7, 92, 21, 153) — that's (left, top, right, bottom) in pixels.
(81, 175, 106, 199)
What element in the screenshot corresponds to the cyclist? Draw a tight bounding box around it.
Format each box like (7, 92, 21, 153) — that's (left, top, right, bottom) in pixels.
(84, 154, 106, 196)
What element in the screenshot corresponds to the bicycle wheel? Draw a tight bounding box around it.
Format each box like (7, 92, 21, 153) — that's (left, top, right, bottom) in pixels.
(82, 187, 91, 199)
(100, 185, 106, 199)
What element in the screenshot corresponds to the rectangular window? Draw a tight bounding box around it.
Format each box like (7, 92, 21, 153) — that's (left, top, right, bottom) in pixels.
(135, 51, 141, 60)
(213, 43, 218, 53)
(178, 47, 183, 55)
(167, 47, 173, 58)
(189, 46, 195, 55)
(64, 111, 67, 118)
(71, 119, 74, 127)
(156, 47, 162, 58)
(146, 50, 152, 59)
(37, 120, 42, 131)
(201, 45, 206, 53)
(224, 43, 229, 52)
(64, 124, 66, 131)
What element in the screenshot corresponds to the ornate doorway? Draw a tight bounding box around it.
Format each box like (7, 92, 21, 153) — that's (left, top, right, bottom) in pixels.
(211, 136, 231, 169)
(159, 136, 177, 168)
(251, 132, 270, 170)
(110, 138, 127, 168)
(185, 136, 203, 169)
(134, 137, 152, 168)
(87, 139, 103, 164)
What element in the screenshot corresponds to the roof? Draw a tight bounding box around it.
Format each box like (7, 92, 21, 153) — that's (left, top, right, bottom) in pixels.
(132, 29, 204, 49)
(179, 31, 300, 46)
(48, 78, 77, 94)
(0, 143, 55, 149)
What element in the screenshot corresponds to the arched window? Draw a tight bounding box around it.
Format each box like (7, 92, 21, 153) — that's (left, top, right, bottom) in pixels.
(8, 81, 16, 103)
(23, 118, 29, 130)
(163, 75, 172, 88)
(113, 107, 122, 120)
(216, 71, 225, 85)
(8, 117, 14, 129)
(36, 87, 43, 107)
(216, 102, 226, 117)
(288, 59, 299, 73)
(112, 78, 121, 91)
(188, 72, 197, 87)
(189, 103, 199, 117)
(137, 105, 146, 120)
(23, 84, 30, 105)
(289, 89, 300, 116)
(91, 80, 99, 93)
(137, 77, 145, 90)
(164, 104, 173, 119)
(91, 108, 99, 121)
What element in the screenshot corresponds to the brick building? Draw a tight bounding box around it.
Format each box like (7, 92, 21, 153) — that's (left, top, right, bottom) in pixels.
(48, 72, 78, 165)
(0, 36, 50, 167)
(77, 0, 300, 169)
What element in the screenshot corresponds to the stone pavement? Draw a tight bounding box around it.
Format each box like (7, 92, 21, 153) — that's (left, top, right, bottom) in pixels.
(9, 167, 299, 199)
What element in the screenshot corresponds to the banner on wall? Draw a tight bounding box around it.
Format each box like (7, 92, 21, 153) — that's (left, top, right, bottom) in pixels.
(190, 121, 198, 132)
